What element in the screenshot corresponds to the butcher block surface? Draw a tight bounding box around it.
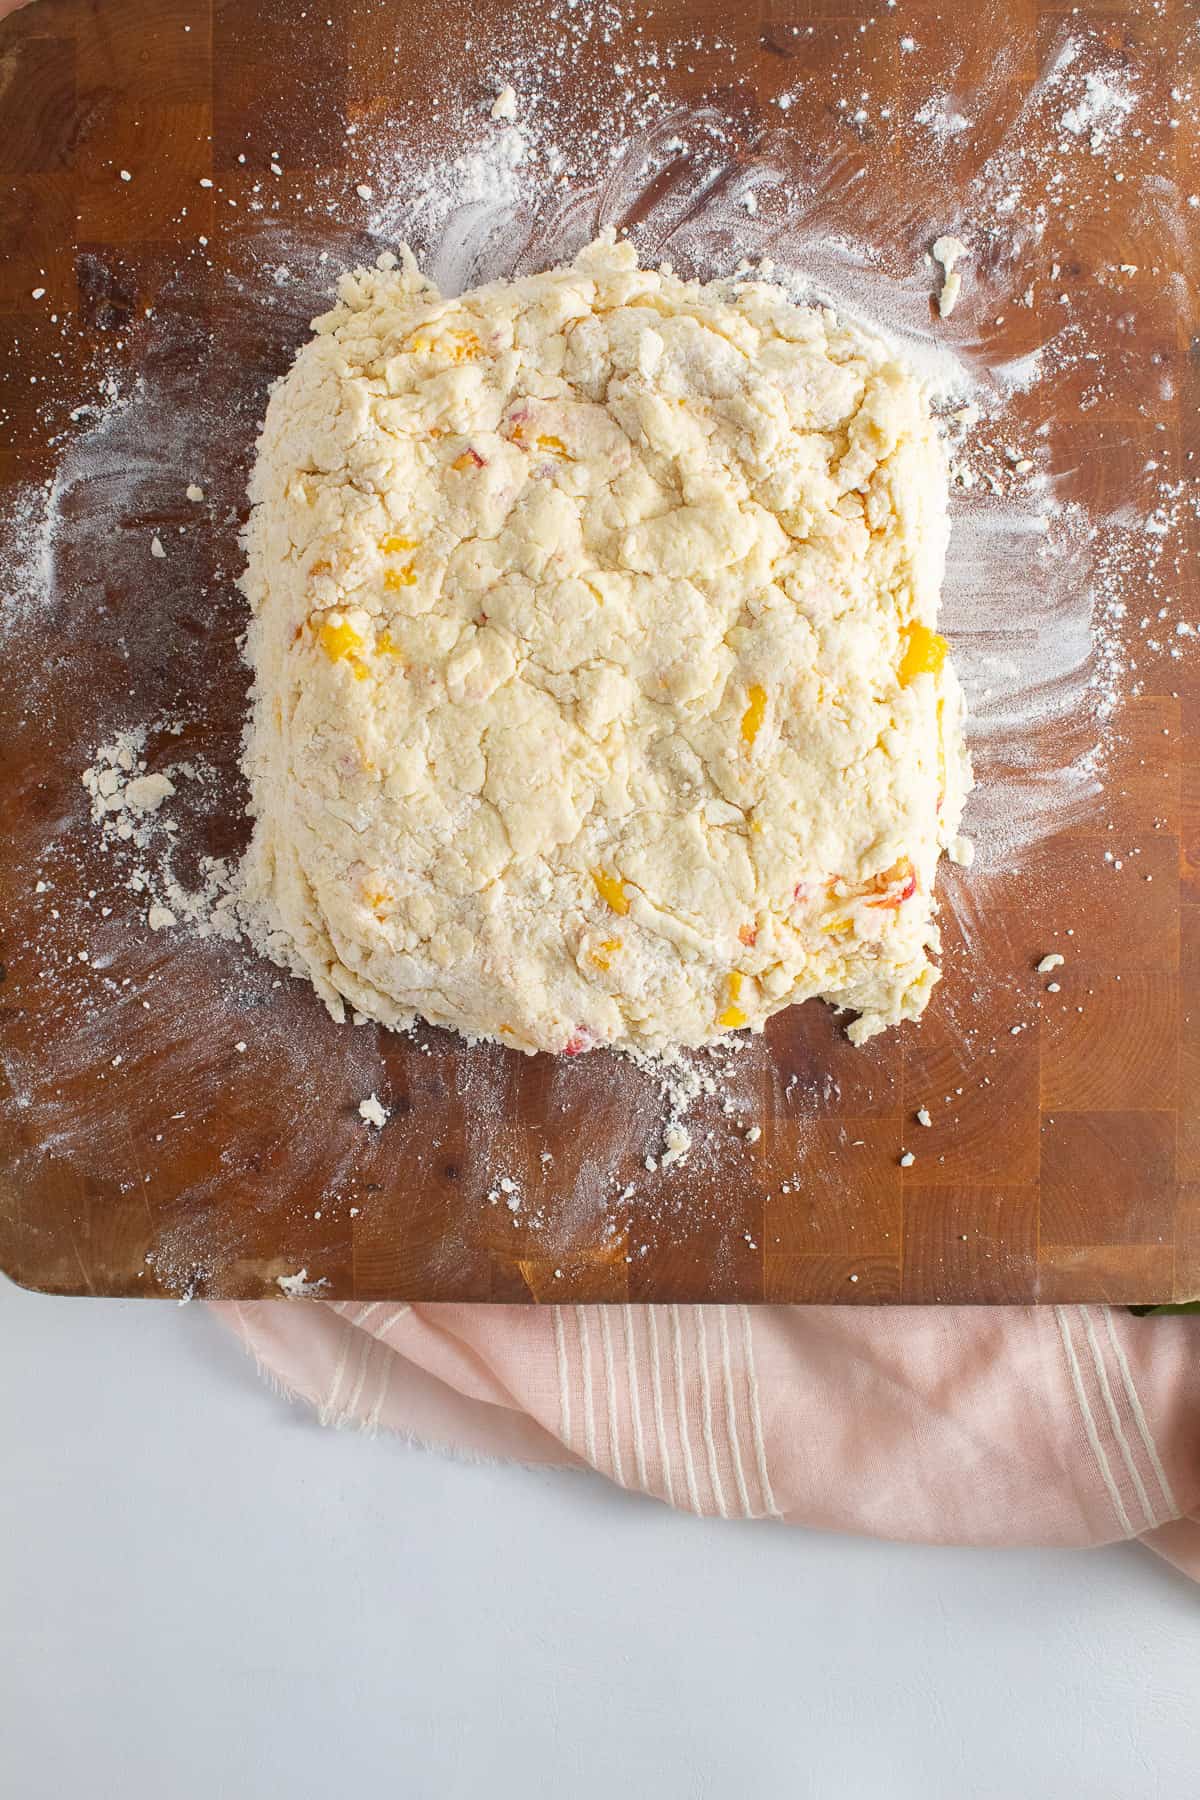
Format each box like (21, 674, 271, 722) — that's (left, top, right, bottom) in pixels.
(1, 0, 1197, 1303)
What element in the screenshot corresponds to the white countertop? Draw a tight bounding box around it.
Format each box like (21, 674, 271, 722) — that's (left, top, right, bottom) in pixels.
(3, 1277, 1197, 1798)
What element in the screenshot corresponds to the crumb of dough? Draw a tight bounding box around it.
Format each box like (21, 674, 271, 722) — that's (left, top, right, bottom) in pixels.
(899, 1149, 916, 1167)
(932, 235, 970, 317)
(1036, 952, 1065, 973)
(277, 1268, 329, 1297)
(660, 1120, 692, 1168)
(147, 903, 177, 931)
(123, 772, 176, 813)
(186, 483, 205, 502)
(358, 1093, 388, 1129)
(916, 1107, 932, 1127)
(490, 84, 518, 122)
(240, 233, 972, 1057)
(150, 534, 166, 558)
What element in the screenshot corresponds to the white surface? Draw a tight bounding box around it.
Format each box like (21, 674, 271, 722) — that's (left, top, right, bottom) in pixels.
(2, 1278, 1197, 1799)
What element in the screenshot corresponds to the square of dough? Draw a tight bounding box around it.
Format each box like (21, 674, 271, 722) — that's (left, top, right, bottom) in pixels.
(240, 234, 971, 1055)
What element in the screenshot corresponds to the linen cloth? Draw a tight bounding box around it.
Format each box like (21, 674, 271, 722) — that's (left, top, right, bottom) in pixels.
(212, 1300, 1200, 1577)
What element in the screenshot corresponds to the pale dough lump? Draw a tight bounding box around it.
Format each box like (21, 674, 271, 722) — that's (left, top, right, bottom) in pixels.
(240, 234, 971, 1056)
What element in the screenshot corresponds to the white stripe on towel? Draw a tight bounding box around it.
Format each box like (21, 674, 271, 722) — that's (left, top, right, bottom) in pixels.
(1102, 1306, 1180, 1517)
(1054, 1307, 1135, 1537)
(718, 1307, 755, 1518)
(740, 1304, 781, 1518)
(374, 1303, 411, 1339)
(694, 1306, 729, 1518)
(647, 1307, 676, 1508)
(599, 1308, 626, 1487)
(575, 1305, 598, 1468)
(320, 1317, 358, 1425)
(553, 1306, 572, 1448)
(670, 1305, 702, 1513)
(1080, 1309, 1156, 1529)
(623, 1306, 648, 1491)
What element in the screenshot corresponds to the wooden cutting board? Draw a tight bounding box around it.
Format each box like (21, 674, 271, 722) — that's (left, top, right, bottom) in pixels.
(1, 0, 1197, 1303)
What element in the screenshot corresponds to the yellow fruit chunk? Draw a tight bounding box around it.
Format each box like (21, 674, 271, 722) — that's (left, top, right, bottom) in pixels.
(536, 433, 568, 455)
(376, 629, 402, 657)
(446, 329, 481, 361)
(318, 618, 363, 663)
(384, 564, 416, 590)
(590, 936, 623, 972)
(936, 695, 946, 801)
(741, 683, 767, 746)
(591, 869, 630, 915)
(381, 535, 417, 554)
(408, 328, 480, 362)
(718, 971, 748, 1028)
(898, 622, 948, 686)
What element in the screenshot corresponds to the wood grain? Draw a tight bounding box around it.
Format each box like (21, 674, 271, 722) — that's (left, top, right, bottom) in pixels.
(0, 0, 1197, 1302)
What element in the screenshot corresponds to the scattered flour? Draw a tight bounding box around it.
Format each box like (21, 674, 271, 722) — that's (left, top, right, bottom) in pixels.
(1059, 71, 1136, 148)
(78, 728, 239, 939)
(914, 97, 972, 142)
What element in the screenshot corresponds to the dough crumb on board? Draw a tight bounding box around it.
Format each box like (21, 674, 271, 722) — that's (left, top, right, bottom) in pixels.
(659, 1121, 692, 1170)
(358, 1093, 389, 1129)
(931, 235, 970, 317)
(82, 733, 174, 841)
(277, 1268, 329, 1298)
(490, 84, 518, 122)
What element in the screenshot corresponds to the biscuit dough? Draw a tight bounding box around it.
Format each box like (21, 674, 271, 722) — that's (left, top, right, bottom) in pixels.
(240, 234, 971, 1055)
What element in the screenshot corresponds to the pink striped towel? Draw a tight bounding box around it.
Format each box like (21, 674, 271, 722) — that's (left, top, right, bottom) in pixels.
(212, 1301, 1200, 1577)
